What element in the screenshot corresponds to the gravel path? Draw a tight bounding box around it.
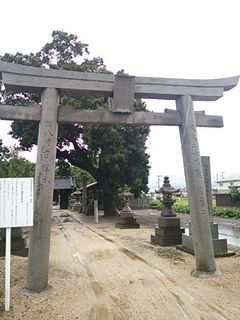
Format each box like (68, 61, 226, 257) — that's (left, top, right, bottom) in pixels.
(0, 209, 240, 319)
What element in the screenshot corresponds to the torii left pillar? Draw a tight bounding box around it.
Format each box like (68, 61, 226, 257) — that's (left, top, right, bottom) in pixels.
(26, 88, 59, 291)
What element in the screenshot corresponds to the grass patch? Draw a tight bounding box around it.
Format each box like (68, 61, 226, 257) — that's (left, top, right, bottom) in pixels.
(150, 197, 240, 219)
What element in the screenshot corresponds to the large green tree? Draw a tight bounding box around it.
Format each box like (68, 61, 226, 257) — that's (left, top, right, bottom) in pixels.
(0, 140, 35, 178)
(0, 31, 150, 215)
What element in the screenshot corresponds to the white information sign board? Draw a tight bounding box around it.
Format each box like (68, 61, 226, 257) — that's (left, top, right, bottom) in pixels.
(0, 177, 34, 311)
(0, 177, 34, 228)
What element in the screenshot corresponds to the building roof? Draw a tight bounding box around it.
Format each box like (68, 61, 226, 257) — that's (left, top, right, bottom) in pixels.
(54, 176, 76, 190)
(216, 179, 240, 184)
(79, 181, 98, 191)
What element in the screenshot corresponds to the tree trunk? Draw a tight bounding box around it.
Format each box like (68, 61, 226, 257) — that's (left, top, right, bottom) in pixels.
(100, 179, 118, 216)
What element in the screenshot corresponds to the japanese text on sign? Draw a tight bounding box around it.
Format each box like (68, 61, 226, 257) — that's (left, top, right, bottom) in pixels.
(0, 178, 33, 227)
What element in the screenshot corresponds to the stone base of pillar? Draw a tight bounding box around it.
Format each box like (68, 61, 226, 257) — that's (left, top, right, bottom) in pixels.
(115, 211, 140, 229)
(71, 203, 81, 212)
(176, 222, 235, 257)
(0, 227, 28, 257)
(191, 269, 222, 278)
(151, 216, 185, 247)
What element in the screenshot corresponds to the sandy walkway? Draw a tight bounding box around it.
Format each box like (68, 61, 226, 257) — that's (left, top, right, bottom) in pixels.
(1, 211, 240, 319)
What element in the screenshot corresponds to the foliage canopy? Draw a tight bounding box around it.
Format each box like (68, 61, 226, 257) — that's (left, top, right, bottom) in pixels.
(0, 140, 35, 178)
(0, 30, 150, 215)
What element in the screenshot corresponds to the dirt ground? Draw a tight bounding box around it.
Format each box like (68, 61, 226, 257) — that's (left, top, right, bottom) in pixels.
(1, 209, 240, 320)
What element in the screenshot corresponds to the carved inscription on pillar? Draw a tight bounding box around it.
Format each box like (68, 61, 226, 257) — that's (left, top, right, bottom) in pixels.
(190, 125, 203, 179)
(189, 123, 208, 217)
(40, 120, 54, 185)
(201, 156, 213, 220)
(177, 95, 216, 273)
(27, 88, 59, 291)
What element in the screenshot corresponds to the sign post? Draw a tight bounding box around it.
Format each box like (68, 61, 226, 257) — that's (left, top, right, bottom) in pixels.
(0, 177, 34, 311)
(94, 200, 99, 224)
(5, 227, 11, 311)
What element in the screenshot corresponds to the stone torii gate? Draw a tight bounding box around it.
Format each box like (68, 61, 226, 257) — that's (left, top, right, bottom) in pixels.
(0, 61, 238, 291)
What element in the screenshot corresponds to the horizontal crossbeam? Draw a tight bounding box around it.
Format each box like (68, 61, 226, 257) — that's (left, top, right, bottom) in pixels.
(0, 104, 41, 121)
(0, 104, 223, 127)
(0, 61, 238, 101)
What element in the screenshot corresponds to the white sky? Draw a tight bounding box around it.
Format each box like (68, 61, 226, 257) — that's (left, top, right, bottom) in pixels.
(1, 0, 240, 189)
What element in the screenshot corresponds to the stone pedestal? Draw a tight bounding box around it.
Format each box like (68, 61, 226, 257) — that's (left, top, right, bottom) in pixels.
(177, 222, 235, 257)
(71, 189, 81, 212)
(115, 187, 140, 229)
(115, 211, 140, 229)
(0, 228, 28, 257)
(151, 217, 184, 246)
(68, 193, 75, 210)
(71, 202, 81, 212)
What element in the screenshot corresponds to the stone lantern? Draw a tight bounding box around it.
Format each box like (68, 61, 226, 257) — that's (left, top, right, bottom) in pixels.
(121, 187, 134, 213)
(68, 192, 76, 210)
(151, 176, 184, 246)
(160, 176, 180, 217)
(71, 189, 81, 212)
(115, 186, 139, 229)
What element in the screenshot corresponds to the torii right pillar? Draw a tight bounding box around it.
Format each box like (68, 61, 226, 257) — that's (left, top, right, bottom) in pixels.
(177, 95, 221, 277)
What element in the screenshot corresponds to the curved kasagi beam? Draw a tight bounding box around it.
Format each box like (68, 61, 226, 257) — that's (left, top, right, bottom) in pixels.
(0, 60, 239, 101)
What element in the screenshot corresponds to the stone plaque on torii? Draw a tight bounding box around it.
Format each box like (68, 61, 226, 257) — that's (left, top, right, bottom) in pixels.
(0, 61, 238, 290)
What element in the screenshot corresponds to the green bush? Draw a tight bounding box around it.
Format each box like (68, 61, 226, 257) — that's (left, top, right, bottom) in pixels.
(229, 186, 240, 201)
(150, 198, 190, 213)
(150, 197, 240, 219)
(150, 199, 163, 210)
(213, 207, 240, 219)
(173, 199, 190, 214)
(173, 198, 240, 218)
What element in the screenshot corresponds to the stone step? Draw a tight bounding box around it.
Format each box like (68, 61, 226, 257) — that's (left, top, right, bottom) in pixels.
(180, 234, 234, 257)
(155, 227, 185, 237)
(151, 234, 182, 246)
(157, 217, 181, 228)
(0, 239, 28, 257)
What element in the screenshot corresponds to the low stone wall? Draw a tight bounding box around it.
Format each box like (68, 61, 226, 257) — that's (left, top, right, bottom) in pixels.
(130, 198, 150, 209)
(216, 194, 240, 207)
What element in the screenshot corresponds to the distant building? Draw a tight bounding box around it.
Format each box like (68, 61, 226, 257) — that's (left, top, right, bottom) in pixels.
(215, 178, 240, 194)
(53, 176, 76, 209)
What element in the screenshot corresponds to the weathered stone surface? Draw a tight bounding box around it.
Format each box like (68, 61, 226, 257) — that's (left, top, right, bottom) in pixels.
(0, 61, 238, 100)
(0, 105, 224, 128)
(115, 188, 140, 229)
(151, 216, 184, 246)
(0, 104, 41, 121)
(158, 217, 181, 228)
(115, 214, 140, 229)
(1, 227, 22, 239)
(155, 227, 185, 237)
(201, 156, 213, 222)
(0, 227, 28, 256)
(71, 203, 81, 212)
(26, 88, 59, 292)
(179, 234, 234, 257)
(177, 95, 216, 273)
(119, 211, 134, 219)
(0, 239, 27, 255)
(189, 222, 219, 239)
(112, 74, 135, 113)
(151, 234, 182, 246)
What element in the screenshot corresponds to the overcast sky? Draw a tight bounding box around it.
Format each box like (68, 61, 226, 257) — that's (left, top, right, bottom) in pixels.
(1, 0, 240, 189)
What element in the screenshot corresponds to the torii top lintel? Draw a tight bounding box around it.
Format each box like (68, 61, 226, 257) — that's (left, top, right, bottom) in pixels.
(0, 61, 239, 102)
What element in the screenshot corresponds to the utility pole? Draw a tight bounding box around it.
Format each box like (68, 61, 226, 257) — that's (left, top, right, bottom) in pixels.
(157, 175, 162, 189)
